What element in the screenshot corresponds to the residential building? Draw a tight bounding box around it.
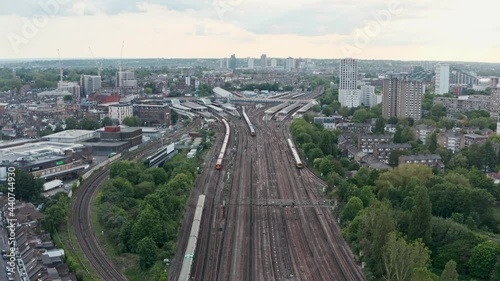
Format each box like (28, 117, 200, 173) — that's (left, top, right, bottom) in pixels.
(438, 130, 463, 153)
(338, 58, 359, 108)
(57, 81, 81, 101)
(399, 154, 444, 171)
(373, 143, 412, 164)
(463, 133, 488, 147)
(116, 71, 138, 88)
(434, 88, 500, 117)
(109, 103, 133, 124)
(133, 104, 171, 126)
(260, 54, 267, 68)
(285, 57, 294, 72)
(248, 58, 254, 69)
(271, 58, 277, 67)
(339, 90, 361, 108)
(230, 54, 236, 71)
(383, 74, 424, 121)
(435, 63, 450, 94)
(360, 85, 378, 107)
(358, 134, 393, 154)
(414, 124, 436, 144)
(313, 116, 342, 130)
(80, 75, 102, 97)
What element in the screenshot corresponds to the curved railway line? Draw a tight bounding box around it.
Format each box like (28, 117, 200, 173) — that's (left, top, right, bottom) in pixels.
(71, 121, 200, 281)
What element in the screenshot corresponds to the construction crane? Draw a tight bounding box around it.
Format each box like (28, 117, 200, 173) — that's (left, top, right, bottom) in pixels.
(58, 49, 63, 82)
(88, 47, 103, 76)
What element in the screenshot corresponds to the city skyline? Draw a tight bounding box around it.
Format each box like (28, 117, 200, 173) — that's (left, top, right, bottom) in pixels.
(1, 0, 500, 62)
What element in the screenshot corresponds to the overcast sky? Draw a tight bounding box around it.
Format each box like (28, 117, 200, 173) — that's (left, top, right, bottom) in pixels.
(1, 0, 499, 62)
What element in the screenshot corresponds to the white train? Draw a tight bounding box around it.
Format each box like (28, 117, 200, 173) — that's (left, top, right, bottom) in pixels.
(287, 138, 303, 168)
(178, 194, 206, 281)
(215, 118, 230, 170)
(242, 106, 256, 136)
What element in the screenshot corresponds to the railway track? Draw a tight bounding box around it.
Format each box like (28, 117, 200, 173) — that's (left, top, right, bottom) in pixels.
(172, 103, 364, 281)
(71, 121, 200, 281)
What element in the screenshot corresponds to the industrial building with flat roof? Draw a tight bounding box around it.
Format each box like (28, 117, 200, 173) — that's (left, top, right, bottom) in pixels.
(213, 87, 234, 98)
(41, 130, 96, 143)
(0, 142, 92, 180)
(88, 126, 142, 155)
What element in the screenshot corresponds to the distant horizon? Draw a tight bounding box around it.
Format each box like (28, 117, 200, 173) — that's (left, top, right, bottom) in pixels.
(1, 57, 500, 65)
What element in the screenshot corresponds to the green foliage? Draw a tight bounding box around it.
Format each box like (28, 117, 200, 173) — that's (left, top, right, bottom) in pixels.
(98, 153, 198, 274)
(374, 117, 385, 134)
(341, 196, 364, 222)
(43, 192, 70, 233)
(383, 232, 431, 281)
(408, 186, 432, 244)
(468, 240, 500, 279)
(429, 217, 485, 272)
(2, 169, 44, 202)
(101, 117, 113, 126)
(123, 116, 142, 126)
(440, 260, 458, 281)
(137, 237, 158, 270)
(358, 201, 396, 277)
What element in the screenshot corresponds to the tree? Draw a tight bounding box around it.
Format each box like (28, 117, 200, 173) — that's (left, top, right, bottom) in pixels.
(54, 124, 64, 133)
(394, 126, 403, 143)
(341, 196, 364, 222)
(137, 237, 158, 270)
(480, 140, 496, 172)
(63, 95, 73, 102)
(359, 201, 396, 276)
(9, 169, 44, 202)
(431, 104, 447, 120)
(307, 148, 324, 162)
(144, 87, 153, 94)
(319, 130, 334, 156)
(440, 260, 458, 281)
(389, 150, 409, 167)
(323, 105, 334, 116)
(408, 186, 432, 244)
(468, 240, 500, 279)
(352, 108, 369, 123)
(339, 106, 349, 117)
(319, 158, 333, 175)
(122, 116, 142, 126)
(312, 104, 321, 112)
(101, 117, 112, 126)
(383, 232, 431, 281)
(65, 118, 78, 130)
(428, 132, 438, 153)
(374, 117, 385, 134)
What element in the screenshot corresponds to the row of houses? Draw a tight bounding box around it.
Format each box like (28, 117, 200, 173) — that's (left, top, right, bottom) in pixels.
(0, 197, 76, 281)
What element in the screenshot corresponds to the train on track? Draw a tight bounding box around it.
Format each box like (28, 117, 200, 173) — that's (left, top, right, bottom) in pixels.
(215, 118, 230, 170)
(178, 194, 206, 281)
(241, 106, 256, 136)
(287, 138, 303, 168)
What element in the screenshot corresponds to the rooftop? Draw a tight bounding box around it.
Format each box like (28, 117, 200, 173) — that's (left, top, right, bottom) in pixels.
(400, 154, 442, 161)
(42, 130, 95, 140)
(213, 87, 233, 98)
(0, 142, 84, 164)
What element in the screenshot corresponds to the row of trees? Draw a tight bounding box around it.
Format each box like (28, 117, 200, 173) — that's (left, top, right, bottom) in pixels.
(98, 154, 199, 279)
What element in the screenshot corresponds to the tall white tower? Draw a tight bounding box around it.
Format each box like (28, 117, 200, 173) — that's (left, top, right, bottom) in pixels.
(435, 63, 450, 95)
(338, 58, 360, 108)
